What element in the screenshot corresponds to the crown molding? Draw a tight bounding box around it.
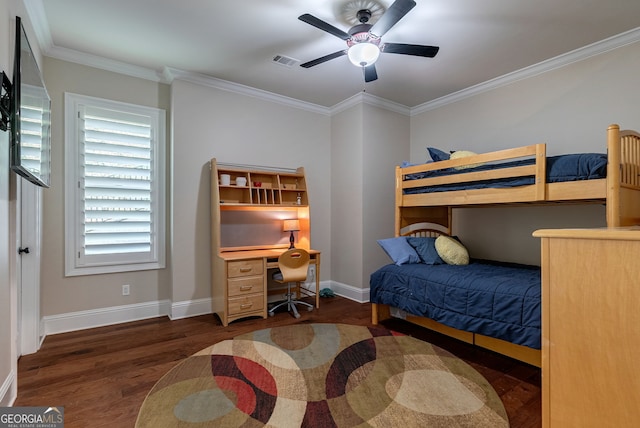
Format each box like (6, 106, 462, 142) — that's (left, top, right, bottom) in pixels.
(163, 67, 331, 116)
(26, 0, 639, 119)
(411, 26, 640, 116)
(331, 92, 411, 116)
(23, 0, 53, 51)
(47, 45, 167, 82)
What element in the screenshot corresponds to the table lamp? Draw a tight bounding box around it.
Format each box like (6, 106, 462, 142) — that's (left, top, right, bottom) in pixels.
(283, 219, 300, 249)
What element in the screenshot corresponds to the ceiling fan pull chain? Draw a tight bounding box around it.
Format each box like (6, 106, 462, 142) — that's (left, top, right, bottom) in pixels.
(361, 68, 367, 93)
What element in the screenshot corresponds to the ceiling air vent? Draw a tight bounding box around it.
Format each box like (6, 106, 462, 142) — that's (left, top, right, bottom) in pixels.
(272, 54, 300, 68)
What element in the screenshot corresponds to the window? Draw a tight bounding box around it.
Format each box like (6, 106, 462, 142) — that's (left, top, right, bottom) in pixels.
(65, 93, 166, 276)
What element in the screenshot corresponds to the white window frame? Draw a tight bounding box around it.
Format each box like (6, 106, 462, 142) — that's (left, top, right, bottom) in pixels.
(64, 92, 166, 276)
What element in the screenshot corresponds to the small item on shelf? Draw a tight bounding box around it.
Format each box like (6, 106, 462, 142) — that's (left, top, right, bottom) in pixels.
(236, 177, 247, 186)
(253, 181, 262, 187)
(296, 193, 302, 205)
(220, 174, 231, 185)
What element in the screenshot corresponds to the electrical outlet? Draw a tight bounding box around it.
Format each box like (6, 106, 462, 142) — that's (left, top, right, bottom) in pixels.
(122, 284, 130, 296)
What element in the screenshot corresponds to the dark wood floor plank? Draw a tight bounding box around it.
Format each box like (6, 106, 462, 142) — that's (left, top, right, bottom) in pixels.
(15, 297, 541, 427)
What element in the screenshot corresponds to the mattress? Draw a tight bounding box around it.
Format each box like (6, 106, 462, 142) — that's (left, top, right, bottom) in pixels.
(404, 153, 607, 194)
(370, 259, 541, 349)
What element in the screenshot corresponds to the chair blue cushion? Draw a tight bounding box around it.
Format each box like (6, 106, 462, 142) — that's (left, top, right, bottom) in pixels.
(377, 237, 421, 266)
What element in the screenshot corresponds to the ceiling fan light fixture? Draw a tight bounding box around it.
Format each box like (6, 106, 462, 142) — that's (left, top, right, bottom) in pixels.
(347, 42, 380, 67)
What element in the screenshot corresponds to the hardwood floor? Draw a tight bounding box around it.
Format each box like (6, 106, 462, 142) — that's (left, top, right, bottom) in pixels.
(15, 297, 541, 427)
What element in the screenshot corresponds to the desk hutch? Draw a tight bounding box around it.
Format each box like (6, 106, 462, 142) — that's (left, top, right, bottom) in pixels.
(210, 159, 320, 326)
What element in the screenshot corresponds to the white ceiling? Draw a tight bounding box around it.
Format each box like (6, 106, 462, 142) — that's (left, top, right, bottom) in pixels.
(28, 0, 640, 108)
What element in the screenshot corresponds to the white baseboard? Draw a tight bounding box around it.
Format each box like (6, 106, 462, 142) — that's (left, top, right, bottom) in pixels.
(324, 281, 370, 303)
(170, 297, 213, 320)
(40, 283, 370, 337)
(269, 280, 369, 305)
(43, 300, 172, 335)
(0, 370, 16, 407)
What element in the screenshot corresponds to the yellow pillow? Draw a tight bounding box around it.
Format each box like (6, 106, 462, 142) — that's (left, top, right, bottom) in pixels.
(449, 150, 483, 170)
(435, 235, 469, 265)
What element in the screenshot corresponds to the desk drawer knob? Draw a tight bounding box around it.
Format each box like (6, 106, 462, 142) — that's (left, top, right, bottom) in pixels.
(240, 285, 253, 291)
(240, 303, 253, 309)
(239, 267, 252, 273)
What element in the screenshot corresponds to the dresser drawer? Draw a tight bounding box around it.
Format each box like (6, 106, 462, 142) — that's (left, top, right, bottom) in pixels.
(227, 259, 263, 278)
(228, 295, 264, 315)
(228, 276, 263, 297)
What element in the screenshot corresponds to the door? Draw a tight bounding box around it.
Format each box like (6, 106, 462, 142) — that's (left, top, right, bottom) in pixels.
(18, 180, 42, 355)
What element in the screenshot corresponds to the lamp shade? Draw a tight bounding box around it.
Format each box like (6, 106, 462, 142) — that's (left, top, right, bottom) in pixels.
(347, 42, 380, 67)
(283, 219, 300, 232)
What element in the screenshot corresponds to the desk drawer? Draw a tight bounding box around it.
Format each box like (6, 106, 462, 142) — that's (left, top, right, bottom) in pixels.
(228, 259, 263, 278)
(228, 276, 263, 297)
(228, 295, 264, 315)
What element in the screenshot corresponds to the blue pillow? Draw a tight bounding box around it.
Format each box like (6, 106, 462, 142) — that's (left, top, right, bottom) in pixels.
(377, 237, 421, 266)
(427, 147, 450, 162)
(406, 237, 444, 265)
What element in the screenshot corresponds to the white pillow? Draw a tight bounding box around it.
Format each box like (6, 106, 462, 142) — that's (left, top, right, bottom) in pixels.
(449, 150, 483, 170)
(435, 235, 469, 265)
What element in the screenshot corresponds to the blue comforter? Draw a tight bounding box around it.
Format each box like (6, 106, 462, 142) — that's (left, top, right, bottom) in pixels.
(404, 153, 607, 194)
(370, 260, 541, 349)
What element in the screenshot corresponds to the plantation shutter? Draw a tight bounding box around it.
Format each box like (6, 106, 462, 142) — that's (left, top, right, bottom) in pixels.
(65, 93, 165, 276)
(79, 105, 154, 261)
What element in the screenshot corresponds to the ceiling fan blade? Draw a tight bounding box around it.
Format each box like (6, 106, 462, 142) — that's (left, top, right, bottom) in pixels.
(298, 14, 351, 40)
(364, 64, 378, 82)
(381, 43, 440, 57)
(370, 0, 416, 37)
(300, 50, 347, 68)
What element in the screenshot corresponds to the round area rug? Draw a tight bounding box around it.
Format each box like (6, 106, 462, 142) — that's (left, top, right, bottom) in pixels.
(136, 323, 508, 427)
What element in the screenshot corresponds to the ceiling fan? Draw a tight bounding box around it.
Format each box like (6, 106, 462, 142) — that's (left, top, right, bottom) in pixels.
(298, 0, 439, 82)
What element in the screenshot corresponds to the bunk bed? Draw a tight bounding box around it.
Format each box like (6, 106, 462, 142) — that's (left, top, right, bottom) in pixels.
(371, 124, 640, 367)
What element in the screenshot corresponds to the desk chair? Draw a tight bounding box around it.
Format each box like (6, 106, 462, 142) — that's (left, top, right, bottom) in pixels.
(269, 248, 313, 319)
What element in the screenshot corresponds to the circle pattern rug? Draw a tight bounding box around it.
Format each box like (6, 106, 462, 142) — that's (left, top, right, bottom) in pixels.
(136, 323, 508, 427)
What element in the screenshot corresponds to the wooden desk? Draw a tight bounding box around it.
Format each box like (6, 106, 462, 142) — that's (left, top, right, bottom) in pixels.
(214, 248, 321, 326)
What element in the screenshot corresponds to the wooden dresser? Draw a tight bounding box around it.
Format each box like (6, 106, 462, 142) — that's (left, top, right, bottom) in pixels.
(533, 227, 640, 428)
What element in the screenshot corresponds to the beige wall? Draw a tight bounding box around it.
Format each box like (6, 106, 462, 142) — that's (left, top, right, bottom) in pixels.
(331, 104, 364, 290)
(410, 41, 640, 265)
(362, 104, 409, 284)
(330, 102, 410, 296)
(170, 79, 331, 307)
(40, 58, 172, 315)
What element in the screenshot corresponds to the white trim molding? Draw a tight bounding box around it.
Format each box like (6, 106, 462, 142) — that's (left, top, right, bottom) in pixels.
(170, 298, 213, 320)
(28, 0, 640, 119)
(331, 92, 411, 116)
(327, 281, 370, 304)
(43, 300, 172, 335)
(26, 0, 640, 116)
(0, 370, 17, 407)
(411, 26, 640, 115)
(163, 67, 331, 116)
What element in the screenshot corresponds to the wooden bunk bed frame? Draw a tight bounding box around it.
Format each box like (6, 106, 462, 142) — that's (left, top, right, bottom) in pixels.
(372, 124, 640, 367)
